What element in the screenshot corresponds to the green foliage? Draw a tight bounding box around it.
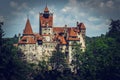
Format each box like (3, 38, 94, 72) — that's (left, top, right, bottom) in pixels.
(38, 60, 49, 71)
(50, 51, 68, 70)
(1, 19, 120, 80)
(108, 19, 120, 38)
(0, 22, 4, 46)
(0, 45, 34, 80)
(71, 42, 83, 70)
(77, 36, 120, 80)
(0, 23, 34, 80)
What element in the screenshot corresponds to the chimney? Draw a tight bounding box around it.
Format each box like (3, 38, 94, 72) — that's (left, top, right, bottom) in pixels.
(77, 21, 79, 27)
(18, 33, 21, 41)
(64, 25, 67, 38)
(64, 24, 67, 32)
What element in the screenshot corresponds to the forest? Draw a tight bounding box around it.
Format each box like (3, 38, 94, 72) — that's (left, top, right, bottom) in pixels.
(0, 19, 120, 80)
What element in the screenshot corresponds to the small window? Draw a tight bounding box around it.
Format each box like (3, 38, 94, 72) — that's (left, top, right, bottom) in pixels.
(22, 40, 27, 42)
(72, 36, 76, 38)
(60, 47, 62, 50)
(38, 41, 42, 45)
(72, 47, 74, 50)
(65, 52, 69, 57)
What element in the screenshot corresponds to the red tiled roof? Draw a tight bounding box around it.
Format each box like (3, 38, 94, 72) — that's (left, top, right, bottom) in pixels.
(58, 36, 67, 45)
(34, 33, 42, 40)
(79, 23, 86, 29)
(67, 37, 80, 41)
(40, 16, 53, 27)
(23, 19, 33, 35)
(53, 27, 65, 33)
(18, 36, 36, 44)
(53, 27, 79, 33)
(69, 28, 77, 37)
(73, 28, 80, 32)
(53, 27, 79, 41)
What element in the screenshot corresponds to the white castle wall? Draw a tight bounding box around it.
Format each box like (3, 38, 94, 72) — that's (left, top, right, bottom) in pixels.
(18, 30, 86, 64)
(78, 33, 86, 52)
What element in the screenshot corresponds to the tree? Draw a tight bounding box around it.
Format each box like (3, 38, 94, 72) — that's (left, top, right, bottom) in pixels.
(107, 19, 120, 38)
(78, 35, 120, 80)
(0, 22, 4, 53)
(50, 51, 68, 70)
(0, 22, 34, 80)
(38, 60, 49, 71)
(71, 42, 83, 72)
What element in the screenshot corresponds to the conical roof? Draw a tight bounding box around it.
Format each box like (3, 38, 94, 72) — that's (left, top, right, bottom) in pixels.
(44, 6, 49, 12)
(23, 19, 33, 35)
(79, 23, 86, 29)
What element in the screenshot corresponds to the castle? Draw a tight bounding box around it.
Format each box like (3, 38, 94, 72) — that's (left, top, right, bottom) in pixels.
(18, 6, 86, 64)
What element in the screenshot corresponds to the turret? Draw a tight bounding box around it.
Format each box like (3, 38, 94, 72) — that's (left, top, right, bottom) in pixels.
(23, 18, 33, 36)
(43, 6, 50, 18)
(64, 25, 67, 38)
(39, 5, 53, 35)
(77, 22, 86, 39)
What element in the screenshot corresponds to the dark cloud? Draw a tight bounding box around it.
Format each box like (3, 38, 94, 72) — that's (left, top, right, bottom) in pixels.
(0, 0, 119, 37)
(78, 0, 120, 19)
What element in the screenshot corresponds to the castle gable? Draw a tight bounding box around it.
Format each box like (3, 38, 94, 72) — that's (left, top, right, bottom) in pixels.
(18, 36, 36, 44)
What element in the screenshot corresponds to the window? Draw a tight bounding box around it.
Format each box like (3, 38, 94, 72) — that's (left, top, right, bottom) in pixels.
(38, 41, 42, 45)
(65, 52, 69, 57)
(22, 40, 27, 42)
(60, 47, 62, 50)
(72, 36, 76, 38)
(72, 47, 75, 50)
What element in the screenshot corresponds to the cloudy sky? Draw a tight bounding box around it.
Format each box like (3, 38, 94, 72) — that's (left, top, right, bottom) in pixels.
(0, 0, 120, 37)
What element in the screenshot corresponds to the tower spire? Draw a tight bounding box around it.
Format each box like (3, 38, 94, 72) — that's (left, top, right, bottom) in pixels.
(23, 18, 33, 35)
(44, 3, 49, 12)
(46, 2, 47, 8)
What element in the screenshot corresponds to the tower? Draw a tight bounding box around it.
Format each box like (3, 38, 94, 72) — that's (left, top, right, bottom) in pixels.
(39, 5, 54, 58)
(39, 5, 53, 35)
(23, 18, 34, 36)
